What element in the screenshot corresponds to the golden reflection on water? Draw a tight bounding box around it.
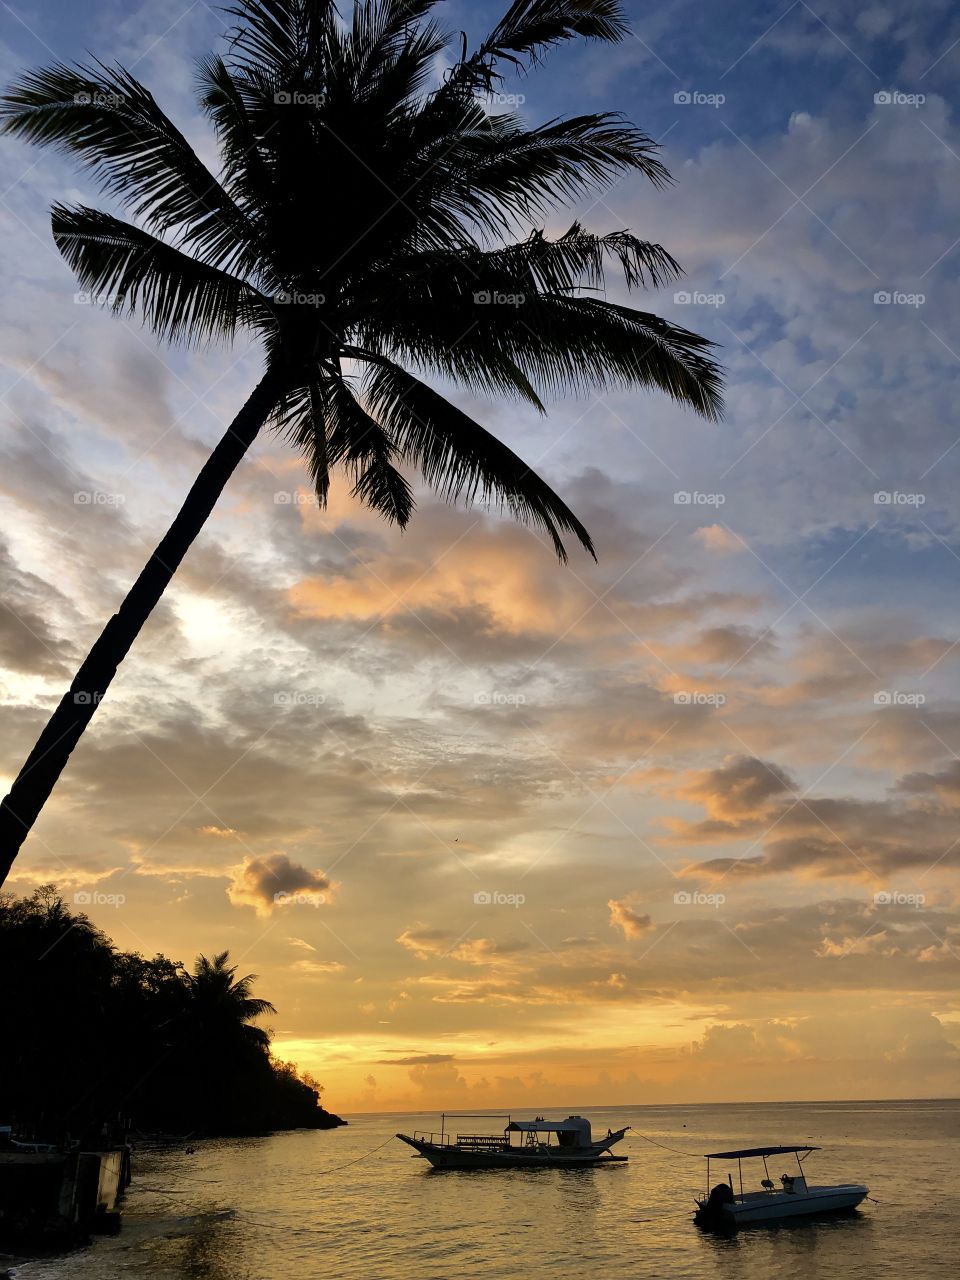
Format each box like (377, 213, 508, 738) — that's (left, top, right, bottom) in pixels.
(10, 1102, 954, 1280)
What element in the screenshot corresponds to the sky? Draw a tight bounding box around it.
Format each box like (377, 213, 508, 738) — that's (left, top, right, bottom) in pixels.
(1, 0, 960, 1112)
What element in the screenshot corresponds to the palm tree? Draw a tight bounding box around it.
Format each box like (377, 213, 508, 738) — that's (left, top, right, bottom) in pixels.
(0, 0, 723, 883)
(187, 950, 276, 1049)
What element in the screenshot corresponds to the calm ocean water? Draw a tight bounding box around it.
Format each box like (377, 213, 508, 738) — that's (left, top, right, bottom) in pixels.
(8, 1100, 957, 1279)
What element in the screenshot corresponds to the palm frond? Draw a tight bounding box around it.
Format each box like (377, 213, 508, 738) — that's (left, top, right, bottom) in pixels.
(486, 0, 629, 61)
(222, 0, 337, 76)
(439, 0, 627, 100)
(195, 55, 276, 233)
(279, 374, 414, 524)
(425, 114, 670, 238)
(350, 232, 722, 418)
(0, 62, 261, 276)
(362, 356, 595, 561)
(51, 204, 267, 345)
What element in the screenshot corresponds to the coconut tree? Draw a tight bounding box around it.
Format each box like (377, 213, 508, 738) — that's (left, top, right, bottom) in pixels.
(0, 0, 723, 883)
(187, 950, 276, 1047)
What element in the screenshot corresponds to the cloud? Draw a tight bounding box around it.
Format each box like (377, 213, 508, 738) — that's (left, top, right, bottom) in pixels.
(227, 854, 331, 916)
(377, 1053, 455, 1066)
(291, 959, 346, 976)
(0, 536, 75, 677)
(693, 525, 744, 554)
(396, 927, 455, 960)
(608, 899, 654, 939)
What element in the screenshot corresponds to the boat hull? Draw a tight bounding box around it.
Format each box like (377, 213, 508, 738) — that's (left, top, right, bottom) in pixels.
(696, 1183, 869, 1228)
(729, 1184, 868, 1223)
(396, 1133, 627, 1171)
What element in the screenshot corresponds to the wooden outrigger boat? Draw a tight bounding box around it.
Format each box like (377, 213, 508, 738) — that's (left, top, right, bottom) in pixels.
(396, 1114, 629, 1170)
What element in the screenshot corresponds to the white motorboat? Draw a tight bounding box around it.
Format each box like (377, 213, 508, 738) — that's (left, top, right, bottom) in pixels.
(396, 1114, 629, 1170)
(694, 1144, 868, 1229)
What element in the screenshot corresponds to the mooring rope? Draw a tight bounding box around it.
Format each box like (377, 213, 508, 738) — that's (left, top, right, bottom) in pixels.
(313, 1134, 397, 1175)
(632, 1133, 704, 1159)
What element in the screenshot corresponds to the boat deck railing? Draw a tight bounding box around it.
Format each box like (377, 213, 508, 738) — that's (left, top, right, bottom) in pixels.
(412, 1131, 510, 1150)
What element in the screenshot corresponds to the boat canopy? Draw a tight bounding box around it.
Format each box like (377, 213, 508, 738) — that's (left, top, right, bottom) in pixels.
(705, 1145, 819, 1160)
(507, 1116, 592, 1136)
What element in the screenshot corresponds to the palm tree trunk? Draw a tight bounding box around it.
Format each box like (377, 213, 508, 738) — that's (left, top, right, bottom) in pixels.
(0, 363, 288, 886)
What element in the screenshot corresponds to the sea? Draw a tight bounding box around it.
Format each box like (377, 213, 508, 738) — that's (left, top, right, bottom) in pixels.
(7, 1100, 957, 1279)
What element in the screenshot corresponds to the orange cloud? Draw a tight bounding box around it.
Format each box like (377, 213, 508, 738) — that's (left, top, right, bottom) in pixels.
(227, 854, 332, 917)
(608, 899, 654, 939)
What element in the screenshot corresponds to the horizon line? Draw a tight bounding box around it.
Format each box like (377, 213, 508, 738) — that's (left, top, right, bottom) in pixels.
(337, 1094, 960, 1117)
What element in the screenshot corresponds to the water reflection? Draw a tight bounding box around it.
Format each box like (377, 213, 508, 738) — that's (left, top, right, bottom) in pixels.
(13, 1101, 955, 1280)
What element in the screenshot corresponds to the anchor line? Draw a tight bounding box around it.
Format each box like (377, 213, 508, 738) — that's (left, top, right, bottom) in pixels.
(313, 1134, 396, 1176)
(633, 1133, 704, 1158)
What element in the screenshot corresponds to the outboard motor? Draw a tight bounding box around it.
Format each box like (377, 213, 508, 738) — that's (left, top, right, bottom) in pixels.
(694, 1182, 735, 1230)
